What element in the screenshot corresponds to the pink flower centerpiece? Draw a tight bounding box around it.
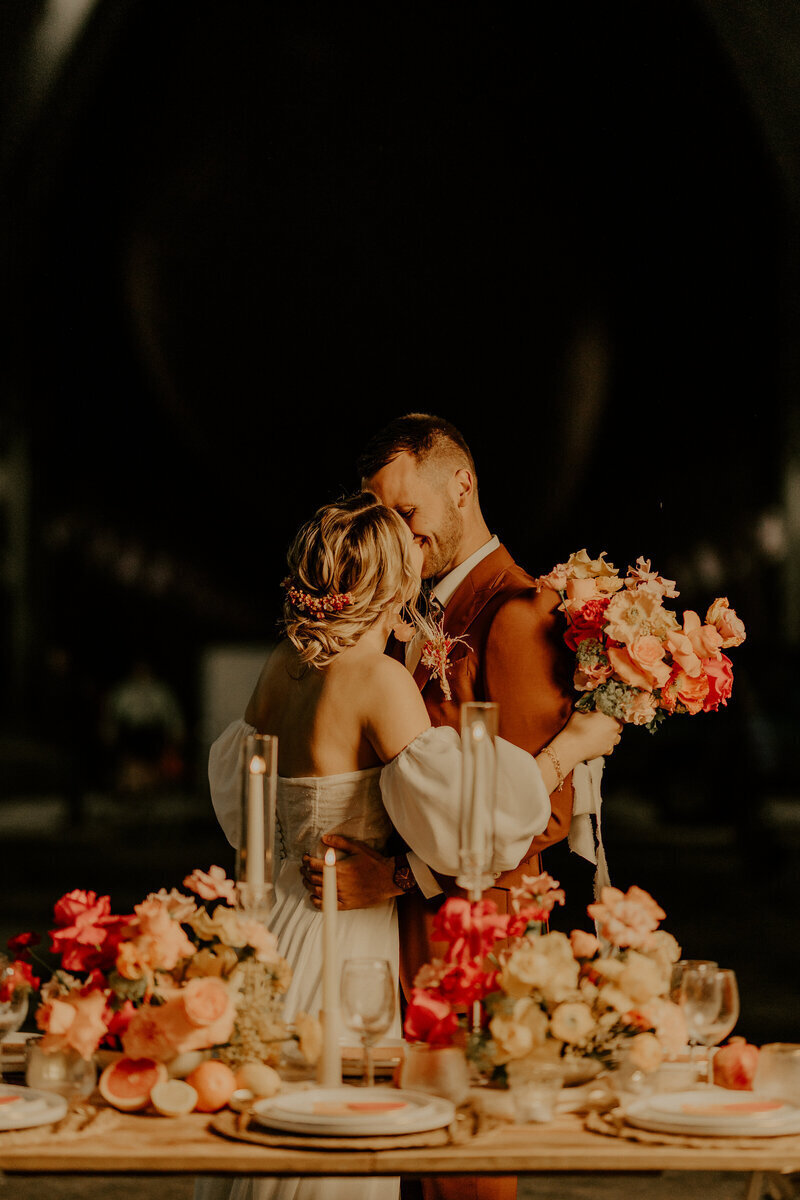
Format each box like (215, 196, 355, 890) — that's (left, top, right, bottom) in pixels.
(535, 550, 746, 732)
(5, 866, 318, 1071)
(405, 874, 687, 1085)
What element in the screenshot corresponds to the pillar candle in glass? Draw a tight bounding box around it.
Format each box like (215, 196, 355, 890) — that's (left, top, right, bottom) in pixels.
(236, 733, 277, 917)
(319, 847, 342, 1086)
(456, 701, 499, 899)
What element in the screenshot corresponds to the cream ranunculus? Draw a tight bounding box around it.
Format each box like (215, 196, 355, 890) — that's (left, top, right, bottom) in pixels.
(618, 951, 664, 1004)
(550, 1001, 595, 1045)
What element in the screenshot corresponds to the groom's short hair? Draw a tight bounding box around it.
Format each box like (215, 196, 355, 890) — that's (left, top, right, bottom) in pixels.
(357, 412, 476, 480)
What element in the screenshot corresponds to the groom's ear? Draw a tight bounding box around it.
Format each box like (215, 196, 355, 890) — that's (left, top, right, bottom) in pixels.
(453, 466, 474, 507)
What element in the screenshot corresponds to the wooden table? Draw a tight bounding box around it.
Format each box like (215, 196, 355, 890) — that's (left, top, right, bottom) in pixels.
(3, 1102, 800, 1187)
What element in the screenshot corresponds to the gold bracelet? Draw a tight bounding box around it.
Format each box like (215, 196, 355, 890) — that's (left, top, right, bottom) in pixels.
(542, 744, 565, 792)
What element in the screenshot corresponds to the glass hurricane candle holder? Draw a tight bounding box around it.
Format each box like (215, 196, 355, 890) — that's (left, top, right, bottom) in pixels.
(236, 733, 277, 918)
(456, 702, 499, 900)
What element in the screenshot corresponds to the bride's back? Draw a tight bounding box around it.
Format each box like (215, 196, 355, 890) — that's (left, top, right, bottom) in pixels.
(245, 638, 388, 778)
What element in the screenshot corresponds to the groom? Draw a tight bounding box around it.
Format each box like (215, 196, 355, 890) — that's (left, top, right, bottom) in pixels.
(303, 413, 582, 1200)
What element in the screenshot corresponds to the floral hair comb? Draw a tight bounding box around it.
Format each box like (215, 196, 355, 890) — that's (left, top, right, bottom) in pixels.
(282, 578, 355, 617)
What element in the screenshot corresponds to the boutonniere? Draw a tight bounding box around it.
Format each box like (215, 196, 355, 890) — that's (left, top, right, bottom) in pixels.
(419, 613, 469, 701)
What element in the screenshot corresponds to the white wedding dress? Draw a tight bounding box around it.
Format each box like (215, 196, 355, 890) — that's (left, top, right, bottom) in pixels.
(194, 720, 554, 1200)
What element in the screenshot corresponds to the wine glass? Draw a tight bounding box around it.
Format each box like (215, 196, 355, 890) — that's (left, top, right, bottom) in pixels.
(677, 963, 723, 1084)
(700, 968, 740, 1080)
(340, 958, 395, 1087)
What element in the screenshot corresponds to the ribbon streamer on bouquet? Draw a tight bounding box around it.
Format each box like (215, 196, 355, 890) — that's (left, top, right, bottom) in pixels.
(568, 757, 610, 906)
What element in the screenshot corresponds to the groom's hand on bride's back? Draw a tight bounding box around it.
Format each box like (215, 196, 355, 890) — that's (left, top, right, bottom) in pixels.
(301, 835, 403, 909)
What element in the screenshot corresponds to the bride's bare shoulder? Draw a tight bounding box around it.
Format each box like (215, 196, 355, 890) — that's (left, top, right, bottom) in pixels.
(245, 640, 302, 724)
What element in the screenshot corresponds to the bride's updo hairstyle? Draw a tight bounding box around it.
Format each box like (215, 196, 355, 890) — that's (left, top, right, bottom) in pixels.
(282, 491, 420, 669)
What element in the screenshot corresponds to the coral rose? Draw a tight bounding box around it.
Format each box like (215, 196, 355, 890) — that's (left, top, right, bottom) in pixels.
(403, 990, 460, 1047)
(702, 654, 734, 712)
(183, 977, 231, 1027)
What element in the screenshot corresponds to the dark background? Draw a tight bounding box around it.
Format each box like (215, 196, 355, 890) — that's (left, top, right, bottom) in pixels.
(1, 0, 799, 1043)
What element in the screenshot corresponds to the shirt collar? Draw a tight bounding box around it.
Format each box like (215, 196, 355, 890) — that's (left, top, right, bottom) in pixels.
(431, 535, 500, 609)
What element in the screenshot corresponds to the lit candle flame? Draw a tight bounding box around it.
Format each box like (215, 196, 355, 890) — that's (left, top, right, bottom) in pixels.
(324, 847, 336, 866)
(249, 754, 266, 776)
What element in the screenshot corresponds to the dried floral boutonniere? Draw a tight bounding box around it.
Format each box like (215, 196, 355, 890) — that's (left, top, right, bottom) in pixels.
(419, 613, 469, 701)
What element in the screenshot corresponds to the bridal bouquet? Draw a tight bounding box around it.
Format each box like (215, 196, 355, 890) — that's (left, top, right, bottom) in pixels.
(4, 866, 320, 1069)
(535, 550, 746, 733)
(404, 874, 687, 1086)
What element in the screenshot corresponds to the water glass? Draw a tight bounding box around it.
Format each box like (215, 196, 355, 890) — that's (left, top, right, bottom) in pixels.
(400, 1044, 470, 1105)
(507, 1060, 565, 1123)
(754, 1044, 800, 1105)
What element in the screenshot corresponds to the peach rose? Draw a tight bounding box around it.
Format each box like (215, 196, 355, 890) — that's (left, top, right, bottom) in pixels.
(183, 866, 237, 904)
(682, 610, 723, 660)
(606, 645, 655, 691)
(570, 929, 600, 959)
(182, 977, 230, 1027)
(706, 598, 746, 648)
(664, 630, 703, 677)
(661, 667, 709, 715)
(38, 989, 109, 1060)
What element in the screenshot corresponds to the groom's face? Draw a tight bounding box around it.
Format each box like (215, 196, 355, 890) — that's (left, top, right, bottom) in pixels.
(366, 451, 463, 581)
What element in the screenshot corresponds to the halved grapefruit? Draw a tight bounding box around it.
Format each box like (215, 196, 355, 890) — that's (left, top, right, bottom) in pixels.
(99, 1056, 168, 1112)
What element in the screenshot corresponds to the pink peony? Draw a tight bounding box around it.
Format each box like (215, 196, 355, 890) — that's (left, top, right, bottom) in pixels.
(403, 990, 460, 1047)
(702, 654, 734, 711)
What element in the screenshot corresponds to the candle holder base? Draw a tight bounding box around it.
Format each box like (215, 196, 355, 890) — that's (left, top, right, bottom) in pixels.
(236, 881, 273, 921)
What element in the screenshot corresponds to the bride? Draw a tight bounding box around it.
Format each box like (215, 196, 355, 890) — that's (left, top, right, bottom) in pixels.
(196, 491, 621, 1200)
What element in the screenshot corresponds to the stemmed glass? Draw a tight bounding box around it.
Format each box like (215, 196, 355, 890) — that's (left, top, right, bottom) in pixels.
(340, 958, 395, 1087)
(676, 962, 723, 1084)
(700, 968, 740, 1078)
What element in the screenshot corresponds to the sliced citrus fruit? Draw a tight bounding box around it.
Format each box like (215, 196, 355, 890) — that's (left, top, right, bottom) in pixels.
(99, 1056, 168, 1112)
(185, 1059, 237, 1112)
(150, 1078, 198, 1117)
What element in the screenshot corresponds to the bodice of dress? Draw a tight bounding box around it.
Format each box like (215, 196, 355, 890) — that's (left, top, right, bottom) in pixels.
(275, 769, 392, 863)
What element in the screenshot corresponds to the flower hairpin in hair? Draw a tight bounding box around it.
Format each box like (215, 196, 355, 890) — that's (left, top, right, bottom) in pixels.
(282, 578, 354, 617)
(419, 612, 468, 701)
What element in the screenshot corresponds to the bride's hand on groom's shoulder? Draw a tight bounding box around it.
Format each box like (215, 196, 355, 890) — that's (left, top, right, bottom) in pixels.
(301, 835, 400, 910)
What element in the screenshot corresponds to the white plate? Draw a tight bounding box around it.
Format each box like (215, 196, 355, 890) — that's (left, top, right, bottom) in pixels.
(252, 1086, 454, 1136)
(625, 1087, 800, 1137)
(0, 1084, 68, 1131)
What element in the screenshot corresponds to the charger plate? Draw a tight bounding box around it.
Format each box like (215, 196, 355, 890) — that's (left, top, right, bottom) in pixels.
(252, 1086, 454, 1137)
(0, 1084, 68, 1132)
(624, 1088, 800, 1138)
(212, 1108, 454, 1151)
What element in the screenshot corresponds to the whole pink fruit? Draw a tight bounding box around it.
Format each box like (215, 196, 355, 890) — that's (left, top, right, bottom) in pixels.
(712, 1036, 760, 1090)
